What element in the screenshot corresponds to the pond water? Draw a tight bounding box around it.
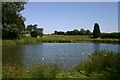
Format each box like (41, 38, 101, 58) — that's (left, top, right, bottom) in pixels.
(2, 43, 119, 69)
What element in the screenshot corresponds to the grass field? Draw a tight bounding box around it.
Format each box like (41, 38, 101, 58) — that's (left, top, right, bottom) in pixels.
(2, 51, 120, 79)
(2, 35, 119, 47)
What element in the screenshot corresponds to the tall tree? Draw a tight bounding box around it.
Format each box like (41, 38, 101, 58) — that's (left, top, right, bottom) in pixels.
(54, 30, 57, 34)
(27, 25, 33, 33)
(2, 2, 26, 39)
(37, 28, 43, 34)
(93, 23, 101, 38)
(27, 24, 38, 33)
(37, 28, 43, 37)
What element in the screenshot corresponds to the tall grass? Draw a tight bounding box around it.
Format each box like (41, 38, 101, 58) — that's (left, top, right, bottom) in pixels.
(73, 50, 120, 79)
(2, 38, 42, 47)
(2, 35, 119, 47)
(3, 64, 61, 78)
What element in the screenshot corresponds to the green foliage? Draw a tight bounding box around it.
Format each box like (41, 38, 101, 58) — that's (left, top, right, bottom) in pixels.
(2, 65, 61, 78)
(74, 51, 120, 79)
(37, 28, 43, 37)
(86, 30, 91, 35)
(54, 29, 92, 35)
(2, 23, 19, 40)
(56, 71, 87, 78)
(2, 2, 26, 40)
(2, 35, 119, 47)
(79, 28, 86, 35)
(93, 23, 101, 38)
(27, 24, 37, 33)
(30, 31, 38, 37)
(2, 38, 42, 47)
(101, 32, 120, 39)
(54, 31, 65, 35)
(27, 24, 43, 37)
(39, 33, 43, 37)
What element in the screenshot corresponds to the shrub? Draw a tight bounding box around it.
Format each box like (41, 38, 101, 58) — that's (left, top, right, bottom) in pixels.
(101, 33, 120, 39)
(39, 33, 43, 37)
(30, 31, 38, 37)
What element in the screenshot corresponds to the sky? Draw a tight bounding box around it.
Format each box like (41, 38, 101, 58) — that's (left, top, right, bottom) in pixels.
(21, 2, 118, 34)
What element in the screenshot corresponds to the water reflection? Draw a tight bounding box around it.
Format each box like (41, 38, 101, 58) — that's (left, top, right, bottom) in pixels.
(22, 44, 44, 66)
(93, 43, 101, 52)
(2, 46, 24, 66)
(2, 43, 119, 69)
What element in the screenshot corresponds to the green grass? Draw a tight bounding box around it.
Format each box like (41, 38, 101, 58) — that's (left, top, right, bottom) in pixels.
(2, 35, 119, 47)
(2, 51, 120, 79)
(3, 64, 61, 78)
(73, 50, 120, 79)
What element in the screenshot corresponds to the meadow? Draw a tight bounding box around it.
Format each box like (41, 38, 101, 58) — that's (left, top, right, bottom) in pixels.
(2, 35, 119, 47)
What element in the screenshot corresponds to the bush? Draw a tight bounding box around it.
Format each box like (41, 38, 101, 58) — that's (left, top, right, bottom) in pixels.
(39, 33, 43, 37)
(101, 33, 120, 39)
(30, 31, 38, 37)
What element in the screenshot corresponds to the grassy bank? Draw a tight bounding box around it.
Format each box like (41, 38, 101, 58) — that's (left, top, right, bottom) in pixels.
(3, 51, 120, 79)
(2, 35, 120, 47)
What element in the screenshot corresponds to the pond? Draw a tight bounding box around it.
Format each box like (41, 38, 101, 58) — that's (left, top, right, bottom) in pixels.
(2, 43, 119, 69)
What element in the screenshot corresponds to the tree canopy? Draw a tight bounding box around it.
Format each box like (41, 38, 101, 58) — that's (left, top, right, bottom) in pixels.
(54, 29, 91, 35)
(2, 2, 26, 39)
(27, 24, 44, 37)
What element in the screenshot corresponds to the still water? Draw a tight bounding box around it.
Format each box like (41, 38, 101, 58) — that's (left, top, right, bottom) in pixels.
(3, 43, 119, 69)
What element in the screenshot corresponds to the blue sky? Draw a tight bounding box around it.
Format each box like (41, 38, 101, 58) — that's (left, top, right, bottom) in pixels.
(21, 2, 118, 34)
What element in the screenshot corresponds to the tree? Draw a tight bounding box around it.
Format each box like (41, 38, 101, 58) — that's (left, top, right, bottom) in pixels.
(2, 2, 26, 39)
(27, 24, 43, 37)
(73, 29, 79, 35)
(33, 24, 38, 31)
(54, 28, 92, 35)
(93, 23, 101, 38)
(27, 25, 33, 33)
(54, 30, 57, 34)
(30, 31, 38, 37)
(27, 24, 38, 33)
(80, 28, 86, 35)
(37, 28, 43, 37)
(2, 23, 19, 39)
(37, 28, 43, 34)
(86, 30, 91, 35)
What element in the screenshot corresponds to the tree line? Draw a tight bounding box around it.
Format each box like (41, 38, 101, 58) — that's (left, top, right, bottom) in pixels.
(100, 33, 120, 39)
(53, 23, 120, 39)
(54, 28, 92, 35)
